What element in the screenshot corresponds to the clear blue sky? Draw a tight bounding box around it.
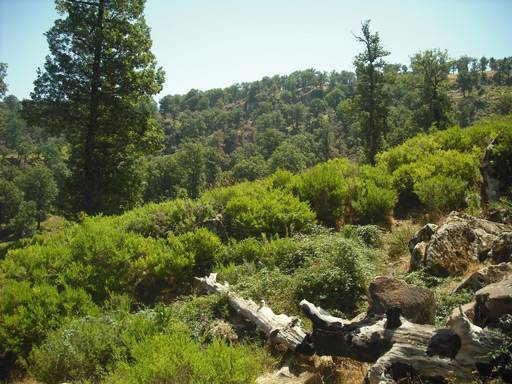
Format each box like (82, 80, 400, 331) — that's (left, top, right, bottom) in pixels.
(1, 0, 511, 100)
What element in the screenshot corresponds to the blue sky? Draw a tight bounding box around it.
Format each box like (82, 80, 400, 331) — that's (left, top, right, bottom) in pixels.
(1, 0, 511, 100)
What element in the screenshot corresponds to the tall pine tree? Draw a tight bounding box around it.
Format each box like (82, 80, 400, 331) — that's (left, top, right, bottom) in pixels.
(353, 20, 389, 164)
(25, 0, 164, 214)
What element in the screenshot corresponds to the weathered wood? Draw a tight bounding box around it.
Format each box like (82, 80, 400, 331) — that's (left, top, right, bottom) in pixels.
(196, 274, 503, 383)
(300, 300, 503, 383)
(195, 273, 307, 351)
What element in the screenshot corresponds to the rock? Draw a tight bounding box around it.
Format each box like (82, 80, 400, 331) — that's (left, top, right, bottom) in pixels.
(474, 276, 512, 327)
(410, 212, 509, 276)
(453, 262, 512, 293)
(489, 232, 512, 263)
(367, 276, 436, 324)
(409, 241, 427, 271)
(408, 223, 437, 253)
(446, 301, 476, 325)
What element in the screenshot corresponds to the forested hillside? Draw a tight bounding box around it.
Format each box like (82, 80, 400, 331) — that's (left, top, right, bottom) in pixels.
(1, 1, 512, 383)
(1, 50, 512, 235)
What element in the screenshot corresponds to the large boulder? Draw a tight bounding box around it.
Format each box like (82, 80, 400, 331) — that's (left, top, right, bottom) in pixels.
(489, 232, 512, 263)
(453, 262, 512, 293)
(474, 276, 512, 327)
(410, 212, 509, 276)
(367, 276, 436, 324)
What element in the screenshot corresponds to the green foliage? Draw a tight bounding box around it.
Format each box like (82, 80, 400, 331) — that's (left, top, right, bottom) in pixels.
(29, 305, 264, 384)
(341, 224, 384, 248)
(0, 179, 22, 224)
(202, 181, 316, 239)
(104, 324, 266, 384)
(377, 117, 510, 213)
(8, 200, 37, 237)
(16, 165, 58, 227)
(0, 280, 97, 366)
(435, 289, 473, 326)
(219, 232, 378, 316)
(25, 0, 165, 214)
(121, 199, 211, 238)
(294, 159, 396, 227)
(293, 235, 375, 315)
(386, 223, 419, 258)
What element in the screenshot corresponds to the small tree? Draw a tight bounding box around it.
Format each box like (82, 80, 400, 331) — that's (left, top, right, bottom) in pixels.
(0, 63, 7, 98)
(353, 20, 390, 164)
(410, 49, 451, 130)
(16, 165, 58, 229)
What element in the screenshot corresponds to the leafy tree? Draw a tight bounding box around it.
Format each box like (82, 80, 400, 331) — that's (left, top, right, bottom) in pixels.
(0, 179, 23, 225)
(8, 200, 37, 237)
(16, 165, 58, 228)
(25, 0, 164, 214)
(479, 56, 489, 82)
(353, 20, 390, 164)
(456, 56, 479, 96)
(0, 63, 7, 98)
(410, 49, 451, 130)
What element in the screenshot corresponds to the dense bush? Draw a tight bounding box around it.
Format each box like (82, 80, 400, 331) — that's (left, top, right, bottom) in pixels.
(293, 235, 376, 315)
(202, 181, 316, 239)
(377, 117, 511, 213)
(30, 305, 265, 384)
(0, 281, 97, 366)
(104, 324, 266, 384)
(293, 159, 396, 227)
(218, 231, 378, 316)
(121, 198, 212, 238)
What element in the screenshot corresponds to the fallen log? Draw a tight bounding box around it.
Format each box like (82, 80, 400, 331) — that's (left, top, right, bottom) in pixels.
(195, 273, 307, 351)
(300, 299, 503, 383)
(196, 274, 504, 383)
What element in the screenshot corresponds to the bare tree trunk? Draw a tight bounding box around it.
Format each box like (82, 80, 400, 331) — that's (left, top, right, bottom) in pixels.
(300, 299, 502, 384)
(197, 274, 503, 383)
(195, 273, 307, 351)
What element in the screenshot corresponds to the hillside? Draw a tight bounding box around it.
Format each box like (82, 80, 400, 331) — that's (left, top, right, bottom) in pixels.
(1, 116, 512, 383)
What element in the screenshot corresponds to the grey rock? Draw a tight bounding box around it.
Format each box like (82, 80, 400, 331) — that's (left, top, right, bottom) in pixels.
(453, 262, 512, 293)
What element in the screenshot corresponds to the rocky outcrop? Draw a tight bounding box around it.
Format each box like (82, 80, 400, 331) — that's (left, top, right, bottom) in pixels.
(489, 232, 512, 263)
(409, 212, 509, 276)
(367, 276, 436, 324)
(474, 276, 512, 327)
(453, 262, 512, 293)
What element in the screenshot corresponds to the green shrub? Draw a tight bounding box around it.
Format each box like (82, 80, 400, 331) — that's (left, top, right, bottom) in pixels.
(341, 224, 384, 248)
(293, 159, 396, 227)
(351, 165, 397, 224)
(387, 223, 419, 259)
(376, 117, 510, 214)
(121, 199, 212, 238)
(29, 307, 174, 384)
(0, 281, 97, 366)
(294, 235, 375, 315)
(104, 324, 267, 384)
(169, 294, 230, 340)
(293, 158, 356, 227)
(435, 289, 473, 326)
(202, 181, 316, 239)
